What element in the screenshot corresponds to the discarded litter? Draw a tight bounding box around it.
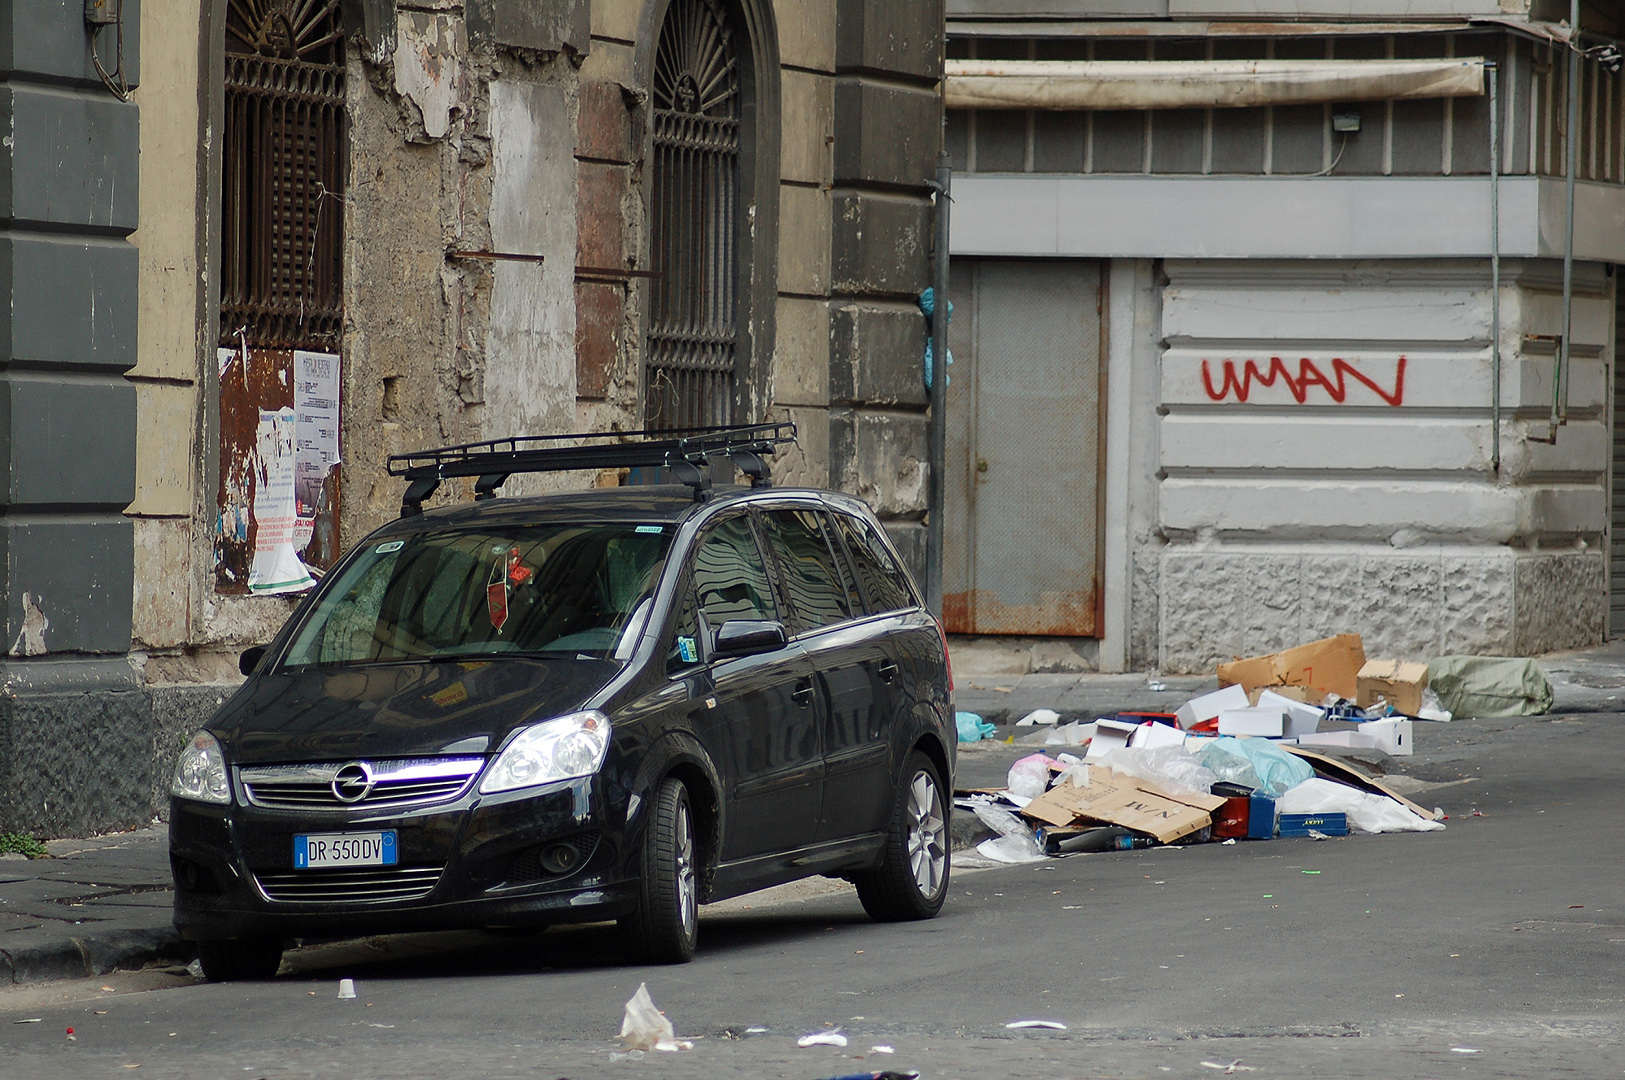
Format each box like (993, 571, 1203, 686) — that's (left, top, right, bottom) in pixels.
(13, 1018, 42, 1024)
(337, 979, 357, 1000)
(1200, 1061, 1257, 1073)
(798, 1031, 849, 1047)
(608, 1050, 645, 1062)
(620, 982, 688, 1052)
(1005, 1020, 1067, 1030)
(1428, 655, 1553, 718)
(1451, 1047, 1481, 1054)
(956, 711, 996, 743)
(744, 1026, 769, 1034)
(1016, 708, 1061, 726)
(871, 1045, 896, 1053)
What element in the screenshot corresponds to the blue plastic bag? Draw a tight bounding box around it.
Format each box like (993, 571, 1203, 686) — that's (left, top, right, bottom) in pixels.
(1196, 736, 1313, 797)
(956, 710, 996, 743)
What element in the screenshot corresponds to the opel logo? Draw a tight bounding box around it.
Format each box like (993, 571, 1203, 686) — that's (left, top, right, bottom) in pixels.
(331, 762, 374, 804)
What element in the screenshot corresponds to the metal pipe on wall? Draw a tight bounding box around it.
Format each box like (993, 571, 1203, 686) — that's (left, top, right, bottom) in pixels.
(1560, 0, 1581, 430)
(926, 150, 952, 618)
(1489, 61, 1502, 474)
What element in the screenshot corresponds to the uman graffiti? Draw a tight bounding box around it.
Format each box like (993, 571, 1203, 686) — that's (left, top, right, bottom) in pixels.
(1201, 356, 1407, 406)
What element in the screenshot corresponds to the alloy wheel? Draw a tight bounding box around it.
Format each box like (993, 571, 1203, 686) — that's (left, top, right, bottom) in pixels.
(906, 771, 946, 898)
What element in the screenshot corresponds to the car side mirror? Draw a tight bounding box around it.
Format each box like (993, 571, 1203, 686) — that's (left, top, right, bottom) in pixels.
(239, 645, 267, 677)
(711, 620, 787, 660)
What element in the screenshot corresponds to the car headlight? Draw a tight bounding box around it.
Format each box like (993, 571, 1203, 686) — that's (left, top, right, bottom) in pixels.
(479, 711, 612, 794)
(171, 731, 230, 804)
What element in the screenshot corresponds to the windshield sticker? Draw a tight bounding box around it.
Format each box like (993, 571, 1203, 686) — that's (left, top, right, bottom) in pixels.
(374, 540, 405, 554)
(677, 636, 698, 663)
(430, 681, 468, 708)
(636, 525, 664, 534)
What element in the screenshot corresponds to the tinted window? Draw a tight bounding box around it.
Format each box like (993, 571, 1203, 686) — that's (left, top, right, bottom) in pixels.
(282, 524, 672, 665)
(692, 516, 777, 631)
(759, 509, 852, 634)
(831, 512, 913, 614)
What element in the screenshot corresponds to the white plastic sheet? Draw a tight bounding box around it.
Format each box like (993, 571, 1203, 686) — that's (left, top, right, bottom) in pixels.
(1275, 778, 1445, 834)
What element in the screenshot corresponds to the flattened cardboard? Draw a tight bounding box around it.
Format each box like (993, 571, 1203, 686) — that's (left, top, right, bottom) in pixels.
(1217, 634, 1366, 700)
(1021, 765, 1224, 843)
(1357, 659, 1430, 717)
(1284, 746, 1442, 821)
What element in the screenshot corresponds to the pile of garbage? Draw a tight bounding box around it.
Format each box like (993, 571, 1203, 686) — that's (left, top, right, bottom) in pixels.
(955, 633, 1549, 862)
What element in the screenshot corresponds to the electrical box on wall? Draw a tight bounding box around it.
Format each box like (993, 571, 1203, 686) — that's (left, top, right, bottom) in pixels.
(84, 0, 120, 25)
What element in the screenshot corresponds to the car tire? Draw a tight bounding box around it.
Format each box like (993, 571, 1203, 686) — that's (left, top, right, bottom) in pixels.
(853, 751, 950, 922)
(619, 777, 699, 964)
(195, 935, 284, 982)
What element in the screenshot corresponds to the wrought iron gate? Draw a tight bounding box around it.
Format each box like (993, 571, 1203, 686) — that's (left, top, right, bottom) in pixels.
(645, 0, 740, 430)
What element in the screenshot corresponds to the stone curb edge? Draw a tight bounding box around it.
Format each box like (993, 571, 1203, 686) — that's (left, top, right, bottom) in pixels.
(0, 925, 193, 987)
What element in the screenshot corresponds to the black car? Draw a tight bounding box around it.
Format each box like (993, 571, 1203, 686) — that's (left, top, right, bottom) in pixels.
(169, 425, 954, 979)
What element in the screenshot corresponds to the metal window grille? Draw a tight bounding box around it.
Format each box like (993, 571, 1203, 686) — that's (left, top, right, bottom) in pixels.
(220, 0, 345, 351)
(646, 0, 740, 430)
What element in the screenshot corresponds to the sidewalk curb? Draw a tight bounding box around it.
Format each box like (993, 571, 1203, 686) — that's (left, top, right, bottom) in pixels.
(0, 924, 191, 986)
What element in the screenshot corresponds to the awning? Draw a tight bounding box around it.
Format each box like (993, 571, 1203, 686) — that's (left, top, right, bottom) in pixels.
(944, 58, 1486, 111)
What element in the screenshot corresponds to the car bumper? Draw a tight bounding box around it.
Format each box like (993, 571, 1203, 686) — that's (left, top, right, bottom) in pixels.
(170, 776, 638, 941)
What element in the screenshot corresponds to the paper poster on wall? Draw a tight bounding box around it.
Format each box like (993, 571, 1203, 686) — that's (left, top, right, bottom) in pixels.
(248, 408, 317, 595)
(293, 350, 342, 550)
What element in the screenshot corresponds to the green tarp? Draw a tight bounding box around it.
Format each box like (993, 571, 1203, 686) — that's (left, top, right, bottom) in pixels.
(1426, 656, 1553, 719)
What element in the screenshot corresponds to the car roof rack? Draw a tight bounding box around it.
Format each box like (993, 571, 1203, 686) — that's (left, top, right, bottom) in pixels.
(387, 422, 798, 516)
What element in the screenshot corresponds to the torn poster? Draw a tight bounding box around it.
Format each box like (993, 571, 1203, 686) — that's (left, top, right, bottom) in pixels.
(293, 351, 341, 550)
(248, 407, 316, 595)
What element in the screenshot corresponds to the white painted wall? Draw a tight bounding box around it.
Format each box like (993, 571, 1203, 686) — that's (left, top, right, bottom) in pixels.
(485, 79, 577, 494)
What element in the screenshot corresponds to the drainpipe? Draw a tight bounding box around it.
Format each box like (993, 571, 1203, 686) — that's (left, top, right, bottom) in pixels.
(1489, 61, 1502, 474)
(1559, 0, 1581, 431)
(926, 150, 952, 619)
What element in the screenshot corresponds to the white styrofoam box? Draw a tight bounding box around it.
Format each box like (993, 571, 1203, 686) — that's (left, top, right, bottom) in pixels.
(1129, 722, 1188, 750)
(1257, 690, 1326, 739)
(1175, 683, 1250, 730)
(1357, 717, 1413, 756)
(1085, 719, 1139, 760)
(1295, 731, 1379, 750)
(1217, 707, 1286, 738)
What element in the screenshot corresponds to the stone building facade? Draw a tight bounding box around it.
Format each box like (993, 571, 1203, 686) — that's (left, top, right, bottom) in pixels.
(1, 0, 945, 837)
(943, 0, 1625, 674)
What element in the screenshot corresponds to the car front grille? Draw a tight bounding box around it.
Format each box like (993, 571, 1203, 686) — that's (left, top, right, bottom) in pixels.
(239, 758, 484, 811)
(253, 865, 445, 904)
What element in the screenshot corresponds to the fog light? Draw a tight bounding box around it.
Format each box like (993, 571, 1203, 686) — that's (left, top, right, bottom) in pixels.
(538, 844, 580, 875)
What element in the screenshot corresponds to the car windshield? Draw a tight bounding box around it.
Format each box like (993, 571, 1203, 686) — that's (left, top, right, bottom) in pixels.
(281, 523, 673, 667)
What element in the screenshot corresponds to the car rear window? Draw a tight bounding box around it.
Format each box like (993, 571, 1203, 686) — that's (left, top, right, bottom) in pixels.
(281, 523, 672, 666)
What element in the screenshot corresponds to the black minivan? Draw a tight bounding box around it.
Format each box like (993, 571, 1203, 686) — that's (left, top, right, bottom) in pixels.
(169, 425, 954, 979)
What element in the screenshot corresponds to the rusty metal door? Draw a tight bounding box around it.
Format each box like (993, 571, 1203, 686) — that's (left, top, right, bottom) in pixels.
(943, 259, 1103, 636)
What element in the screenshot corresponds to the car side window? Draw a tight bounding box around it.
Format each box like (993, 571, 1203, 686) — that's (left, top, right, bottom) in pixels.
(691, 515, 778, 635)
(757, 508, 852, 635)
(665, 581, 703, 675)
(830, 511, 913, 614)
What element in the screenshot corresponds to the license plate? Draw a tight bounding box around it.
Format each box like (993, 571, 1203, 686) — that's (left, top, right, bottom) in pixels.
(294, 830, 398, 869)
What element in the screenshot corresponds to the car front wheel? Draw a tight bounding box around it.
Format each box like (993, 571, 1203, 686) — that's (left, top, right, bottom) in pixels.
(195, 935, 283, 981)
(854, 751, 949, 921)
(619, 777, 699, 963)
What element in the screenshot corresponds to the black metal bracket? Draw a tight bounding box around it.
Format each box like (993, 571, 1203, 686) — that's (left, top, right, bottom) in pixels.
(388, 422, 797, 516)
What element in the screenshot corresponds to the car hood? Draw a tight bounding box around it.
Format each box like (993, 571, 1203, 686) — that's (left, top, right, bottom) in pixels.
(211, 658, 621, 765)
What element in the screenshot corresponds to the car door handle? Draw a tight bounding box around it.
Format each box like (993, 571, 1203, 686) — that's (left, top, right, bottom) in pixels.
(792, 679, 816, 707)
(877, 660, 899, 684)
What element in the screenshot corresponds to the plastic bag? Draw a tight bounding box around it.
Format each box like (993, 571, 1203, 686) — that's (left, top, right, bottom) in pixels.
(1427, 656, 1552, 718)
(620, 983, 676, 1051)
(972, 802, 1046, 863)
(1097, 746, 1219, 799)
(1006, 753, 1054, 799)
(1016, 708, 1061, 726)
(1195, 745, 1263, 790)
(956, 711, 997, 743)
(1276, 777, 1445, 834)
(1197, 737, 1312, 797)
(1044, 720, 1092, 746)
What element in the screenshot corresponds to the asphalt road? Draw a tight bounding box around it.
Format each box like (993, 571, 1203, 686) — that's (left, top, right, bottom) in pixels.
(3, 709, 1622, 1080)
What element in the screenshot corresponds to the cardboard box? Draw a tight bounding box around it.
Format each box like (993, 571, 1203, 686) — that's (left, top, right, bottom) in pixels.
(1217, 634, 1366, 700)
(1217, 707, 1287, 738)
(1128, 720, 1188, 750)
(1248, 791, 1276, 839)
(1357, 717, 1413, 756)
(1278, 812, 1349, 838)
(1356, 659, 1430, 717)
(1257, 690, 1325, 738)
(1174, 683, 1250, 730)
(1021, 765, 1226, 844)
(1085, 718, 1139, 759)
(1293, 731, 1379, 751)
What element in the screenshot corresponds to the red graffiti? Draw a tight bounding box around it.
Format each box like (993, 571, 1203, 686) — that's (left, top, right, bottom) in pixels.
(1200, 356, 1407, 406)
